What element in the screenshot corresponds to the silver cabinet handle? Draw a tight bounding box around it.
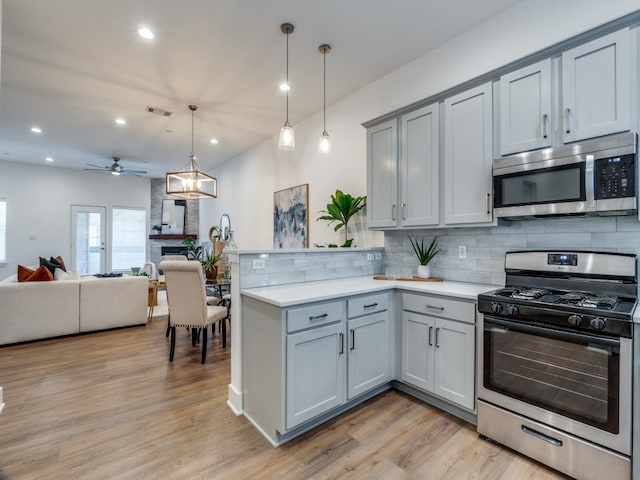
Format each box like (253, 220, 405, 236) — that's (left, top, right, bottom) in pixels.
(402, 203, 406, 220)
(564, 107, 571, 134)
(350, 329, 355, 350)
(339, 333, 344, 355)
(542, 113, 548, 139)
(309, 313, 328, 321)
(435, 327, 440, 348)
(486, 193, 491, 215)
(428, 326, 433, 346)
(391, 204, 396, 221)
(426, 304, 444, 311)
(363, 302, 378, 309)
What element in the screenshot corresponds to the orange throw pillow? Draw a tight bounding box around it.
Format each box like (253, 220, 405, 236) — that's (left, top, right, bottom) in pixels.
(17, 265, 54, 282)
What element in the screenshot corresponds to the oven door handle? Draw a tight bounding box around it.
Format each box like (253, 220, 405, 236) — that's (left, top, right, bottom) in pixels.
(485, 317, 620, 348)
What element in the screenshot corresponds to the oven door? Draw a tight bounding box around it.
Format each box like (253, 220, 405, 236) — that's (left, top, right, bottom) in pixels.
(493, 156, 595, 218)
(478, 315, 631, 455)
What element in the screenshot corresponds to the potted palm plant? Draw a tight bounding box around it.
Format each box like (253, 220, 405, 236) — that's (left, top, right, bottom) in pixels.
(201, 249, 222, 280)
(408, 236, 441, 278)
(317, 189, 366, 247)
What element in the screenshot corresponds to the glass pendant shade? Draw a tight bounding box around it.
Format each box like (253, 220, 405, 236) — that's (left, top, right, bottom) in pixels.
(318, 131, 331, 155)
(165, 105, 217, 199)
(279, 122, 295, 150)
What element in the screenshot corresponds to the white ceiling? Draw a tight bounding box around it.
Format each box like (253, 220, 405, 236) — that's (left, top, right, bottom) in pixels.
(0, 0, 523, 178)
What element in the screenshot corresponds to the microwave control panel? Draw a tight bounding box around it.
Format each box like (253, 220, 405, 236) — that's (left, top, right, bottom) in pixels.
(595, 153, 636, 199)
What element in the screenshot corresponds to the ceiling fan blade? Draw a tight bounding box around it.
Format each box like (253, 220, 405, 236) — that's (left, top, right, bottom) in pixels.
(86, 163, 109, 169)
(122, 169, 147, 176)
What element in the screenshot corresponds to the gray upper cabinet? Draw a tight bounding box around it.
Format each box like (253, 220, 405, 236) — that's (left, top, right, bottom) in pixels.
(499, 59, 552, 155)
(562, 28, 631, 143)
(444, 82, 493, 225)
(367, 103, 439, 229)
(400, 104, 440, 227)
(367, 119, 398, 228)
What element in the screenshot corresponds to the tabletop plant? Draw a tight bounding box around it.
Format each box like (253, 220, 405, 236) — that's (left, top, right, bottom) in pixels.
(182, 236, 202, 260)
(201, 249, 222, 280)
(317, 189, 366, 247)
(408, 235, 441, 278)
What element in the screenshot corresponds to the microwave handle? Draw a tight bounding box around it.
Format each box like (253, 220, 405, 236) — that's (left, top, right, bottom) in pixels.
(564, 108, 571, 134)
(486, 193, 491, 214)
(542, 113, 548, 139)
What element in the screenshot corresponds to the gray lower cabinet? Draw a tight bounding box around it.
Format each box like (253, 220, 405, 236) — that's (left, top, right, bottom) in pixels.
(242, 292, 391, 443)
(400, 292, 476, 411)
(286, 293, 391, 430)
(286, 321, 346, 429)
(347, 309, 390, 399)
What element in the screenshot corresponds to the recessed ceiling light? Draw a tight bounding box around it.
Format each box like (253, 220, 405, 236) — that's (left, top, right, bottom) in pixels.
(210, 138, 219, 145)
(138, 26, 154, 40)
(45, 157, 54, 162)
(279, 83, 290, 92)
(31, 127, 42, 134)
(115, 117, 126, 125)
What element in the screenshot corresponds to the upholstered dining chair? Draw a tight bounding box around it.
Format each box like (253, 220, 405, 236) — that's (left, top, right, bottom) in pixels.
(160, 260, 228, 364)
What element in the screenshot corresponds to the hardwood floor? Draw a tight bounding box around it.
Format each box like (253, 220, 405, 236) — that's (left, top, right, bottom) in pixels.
(0, 317, 569, 479)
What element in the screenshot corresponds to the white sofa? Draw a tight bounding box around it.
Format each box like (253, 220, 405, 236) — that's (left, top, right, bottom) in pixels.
(0, 275, 147, 345)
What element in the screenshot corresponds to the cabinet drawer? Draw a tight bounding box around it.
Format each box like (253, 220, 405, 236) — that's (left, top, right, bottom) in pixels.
(402, 292, 475, 324)
(347, 292, 389, 318)
(287, 300, 345, 333)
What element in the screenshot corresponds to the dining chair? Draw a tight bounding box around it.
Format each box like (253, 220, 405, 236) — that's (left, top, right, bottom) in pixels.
(160, 260, 228, 364)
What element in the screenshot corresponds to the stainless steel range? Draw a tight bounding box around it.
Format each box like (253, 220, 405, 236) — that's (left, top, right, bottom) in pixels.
(477, 250, 637, 480)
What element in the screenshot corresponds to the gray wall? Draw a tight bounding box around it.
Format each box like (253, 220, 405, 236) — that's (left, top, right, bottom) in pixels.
(384, 216, 640, 286)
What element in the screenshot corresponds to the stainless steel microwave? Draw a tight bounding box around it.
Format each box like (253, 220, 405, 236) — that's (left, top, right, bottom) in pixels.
(493, 132, 637, 219)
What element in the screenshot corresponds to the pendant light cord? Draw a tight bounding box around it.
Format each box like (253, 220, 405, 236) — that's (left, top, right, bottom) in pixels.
(191, 107, 195, 158)
(285, 30, 290, 124)
(322, 48, 326, 132)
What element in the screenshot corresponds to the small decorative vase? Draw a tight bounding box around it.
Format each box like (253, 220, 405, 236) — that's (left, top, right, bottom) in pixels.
(416, 265, 431, 279)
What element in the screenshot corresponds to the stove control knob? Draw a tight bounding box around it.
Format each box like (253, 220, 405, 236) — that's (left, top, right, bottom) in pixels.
(591, 317, 607, 330)
(506, 304, 519, 316)
(490, 302, 503, 314)
(568, 314, 583, 327)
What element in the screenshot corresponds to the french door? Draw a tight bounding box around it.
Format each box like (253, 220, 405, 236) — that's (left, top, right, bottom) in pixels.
(71, 205, 106, 275)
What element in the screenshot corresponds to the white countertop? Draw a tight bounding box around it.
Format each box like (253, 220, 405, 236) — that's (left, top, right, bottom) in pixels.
(241, 276, 499, 307)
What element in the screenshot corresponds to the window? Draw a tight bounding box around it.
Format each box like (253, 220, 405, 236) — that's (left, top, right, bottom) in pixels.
(111, 207, 146, 271)
(0, 199, 6, 263)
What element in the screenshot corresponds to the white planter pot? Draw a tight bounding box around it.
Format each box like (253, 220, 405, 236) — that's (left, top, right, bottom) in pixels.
(416, 265, 431, 279)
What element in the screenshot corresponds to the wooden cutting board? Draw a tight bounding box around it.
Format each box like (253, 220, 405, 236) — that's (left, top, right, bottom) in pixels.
(373, 275, 443, 282)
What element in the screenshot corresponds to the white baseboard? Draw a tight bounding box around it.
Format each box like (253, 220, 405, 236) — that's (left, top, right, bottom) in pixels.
(227, 383, 243, 415)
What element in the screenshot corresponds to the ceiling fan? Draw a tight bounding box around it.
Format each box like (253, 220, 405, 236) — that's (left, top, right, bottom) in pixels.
(85, 156, 147, 176)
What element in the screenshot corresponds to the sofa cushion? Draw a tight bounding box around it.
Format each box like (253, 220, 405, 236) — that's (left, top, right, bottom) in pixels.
(54, 269, 80, 281)
(18, 265, 54, 282)
(40, 256, 65, 274)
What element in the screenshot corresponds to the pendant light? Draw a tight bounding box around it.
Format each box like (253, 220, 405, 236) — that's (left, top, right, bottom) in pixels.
(165, 105, 217, 199)
(318, 44, 331, 155)
(278, 23, 295, 151)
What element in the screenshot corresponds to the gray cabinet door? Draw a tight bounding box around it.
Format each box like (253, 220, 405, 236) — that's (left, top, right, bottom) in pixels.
(347, 311, 390, 400)
(433, 318, 475, 411)
(401, 311, 435, 392)
(401, 104, 440, 226)
(562, 28, 630, 143)
(367, 119, 399, 228)
(286, 322, 346, 429)
(499, 59, 552, 155)
(444, 82, 493, 225)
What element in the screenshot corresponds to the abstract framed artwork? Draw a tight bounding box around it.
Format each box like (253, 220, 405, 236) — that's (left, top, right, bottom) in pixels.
(274, 183, 309, 248)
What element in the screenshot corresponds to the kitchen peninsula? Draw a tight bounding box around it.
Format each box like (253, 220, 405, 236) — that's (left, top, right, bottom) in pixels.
(228, 248, 496, 446)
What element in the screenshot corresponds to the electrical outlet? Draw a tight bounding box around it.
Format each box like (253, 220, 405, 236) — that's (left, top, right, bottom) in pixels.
(459, 245, 467, 259)
(252, 259, 266, 269)
(367, 253, 374, 261)
(375, 252, 382, 260)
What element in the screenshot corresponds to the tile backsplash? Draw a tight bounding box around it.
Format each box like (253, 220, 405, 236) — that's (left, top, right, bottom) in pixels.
(384, 216, 640, 286)
(239, 248, 384, 289)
